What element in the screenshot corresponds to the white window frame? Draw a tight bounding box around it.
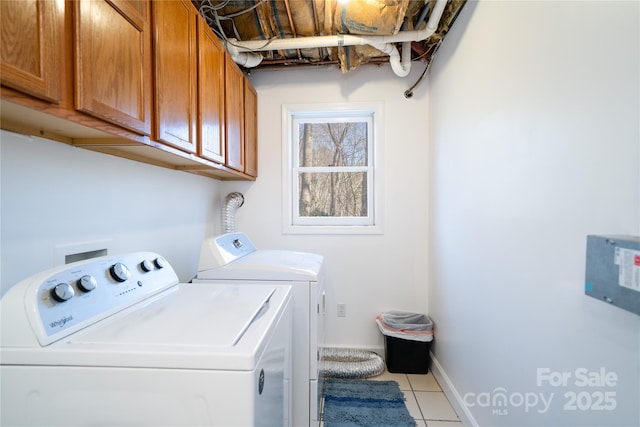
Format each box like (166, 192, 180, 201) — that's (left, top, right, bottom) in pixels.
(282, 102, 384, 235)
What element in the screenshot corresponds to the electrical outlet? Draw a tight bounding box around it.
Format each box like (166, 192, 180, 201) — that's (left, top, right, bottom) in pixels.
(337, 303, 347, 317)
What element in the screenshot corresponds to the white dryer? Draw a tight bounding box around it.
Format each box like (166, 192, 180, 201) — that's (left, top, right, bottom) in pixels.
(1, 252, 292, 426)
(195, 232, 325, 427)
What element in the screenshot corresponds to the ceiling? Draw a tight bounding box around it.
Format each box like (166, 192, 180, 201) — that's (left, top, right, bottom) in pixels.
(194, 0, 466, 74)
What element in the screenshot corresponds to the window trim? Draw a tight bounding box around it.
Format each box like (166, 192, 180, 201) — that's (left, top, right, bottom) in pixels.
(282, 102, 385, 235)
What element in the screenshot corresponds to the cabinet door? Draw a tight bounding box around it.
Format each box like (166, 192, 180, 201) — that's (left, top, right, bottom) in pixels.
(243, 77, 258, 177)
(198, 17, 225, 164)
(153, 0, 197, 153)
(75, 0, 151, 135)
(225, 57, 245, 172)
(0, 0, 63, 103)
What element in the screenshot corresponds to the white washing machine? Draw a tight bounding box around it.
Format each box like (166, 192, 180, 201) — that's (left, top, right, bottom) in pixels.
(0, 252, 292, 426)
(195, 232, 325, 427)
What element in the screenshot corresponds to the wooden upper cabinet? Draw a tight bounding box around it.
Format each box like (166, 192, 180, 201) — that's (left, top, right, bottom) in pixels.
(0, 0, 64, 103)
(198, 16, 225, 164)
(244, 78, 258, 177)
(1, 0, 257, 181)
(74, 0, 152, 135)
(225, 56, 245, 172)
(152, 0, 197, 154)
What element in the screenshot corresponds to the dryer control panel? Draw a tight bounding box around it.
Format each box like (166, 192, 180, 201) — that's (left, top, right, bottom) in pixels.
(198, 232, 257, 271)
(1, 252, 179, 347)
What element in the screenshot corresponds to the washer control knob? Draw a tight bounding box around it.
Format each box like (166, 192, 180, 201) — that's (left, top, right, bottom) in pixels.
(153, 257, 167, 269)
(77, 275, 98, 292)
(140, 259, 154, 272)
(110, 263, 130, 282)
(233, 239, 243, 249)
(51, 283, 75, 302)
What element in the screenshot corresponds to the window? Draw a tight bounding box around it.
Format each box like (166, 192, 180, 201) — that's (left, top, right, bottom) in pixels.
(282, 102, 384, 234)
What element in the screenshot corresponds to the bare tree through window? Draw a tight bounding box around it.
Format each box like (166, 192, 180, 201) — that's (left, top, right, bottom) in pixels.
(298, 121, 368, 218)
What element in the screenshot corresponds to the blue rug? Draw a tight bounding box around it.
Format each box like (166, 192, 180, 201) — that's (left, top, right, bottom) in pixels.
(322, 378, 416, 427)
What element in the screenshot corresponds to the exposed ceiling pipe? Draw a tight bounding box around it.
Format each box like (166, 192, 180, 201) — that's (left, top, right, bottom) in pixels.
(232, 52, 264, 68)
(226, 0, 447, 77)
(370, 41, 411, 78)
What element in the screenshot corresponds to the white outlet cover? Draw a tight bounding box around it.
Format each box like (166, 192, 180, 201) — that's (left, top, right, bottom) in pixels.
(337, 303, 347, 317)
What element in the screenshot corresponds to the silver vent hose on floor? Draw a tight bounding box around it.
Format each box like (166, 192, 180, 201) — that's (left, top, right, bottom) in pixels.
(221, 192, 244, 234)
(321, 347, 385, 379)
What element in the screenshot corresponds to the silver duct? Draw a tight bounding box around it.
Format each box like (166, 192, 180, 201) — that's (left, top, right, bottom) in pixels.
(320, 347, 385, 379)
(221, 192, 245, 234)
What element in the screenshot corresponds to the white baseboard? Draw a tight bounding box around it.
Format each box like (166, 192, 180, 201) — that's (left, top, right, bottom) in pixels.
(430, 351, 478, 427)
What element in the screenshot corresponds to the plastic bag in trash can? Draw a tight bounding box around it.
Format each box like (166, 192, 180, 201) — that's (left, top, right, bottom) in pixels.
(381, 311, 432, 330)
(376, 311, 434, 342)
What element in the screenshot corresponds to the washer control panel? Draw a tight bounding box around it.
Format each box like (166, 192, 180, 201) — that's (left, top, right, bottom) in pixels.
(13, 252, 178, 346)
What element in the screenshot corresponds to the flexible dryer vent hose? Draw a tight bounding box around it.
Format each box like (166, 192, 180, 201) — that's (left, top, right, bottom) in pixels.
(221, 192, 244, 234)
(320, 347, 384, 379)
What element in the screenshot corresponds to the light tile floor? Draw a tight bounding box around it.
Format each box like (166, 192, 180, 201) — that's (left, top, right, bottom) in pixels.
(374, 370, 462, 427)
(320, 369, 463, 427)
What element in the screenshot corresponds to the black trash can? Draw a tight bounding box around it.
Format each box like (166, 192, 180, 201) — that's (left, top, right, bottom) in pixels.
(376, 311, 434, 374)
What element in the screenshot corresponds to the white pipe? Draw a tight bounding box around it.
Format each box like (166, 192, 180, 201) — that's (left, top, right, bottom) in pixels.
(401, 41, 412, 70)
(226, 0, 447, 77)
(387, 41, 413, 78)
(371, 42, 410, 78)
(232, 51, 264, 68)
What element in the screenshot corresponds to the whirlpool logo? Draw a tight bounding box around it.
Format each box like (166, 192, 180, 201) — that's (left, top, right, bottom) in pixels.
(49, 315, 73, 329)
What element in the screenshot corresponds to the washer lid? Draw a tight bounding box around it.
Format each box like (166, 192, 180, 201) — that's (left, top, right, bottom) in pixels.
(197, 249, 324, 281)
(74, 284, 276, 347)
(2, 284, 290, 371)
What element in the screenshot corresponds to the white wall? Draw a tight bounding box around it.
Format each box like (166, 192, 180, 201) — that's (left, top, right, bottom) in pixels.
(429, 1, 639, 426)
(222, 64, 431, 349)
(1, 130, 224, 295)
